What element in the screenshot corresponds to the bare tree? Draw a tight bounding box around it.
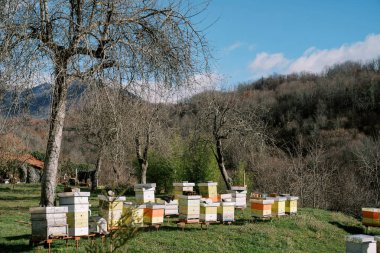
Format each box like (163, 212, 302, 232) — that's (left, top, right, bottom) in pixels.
(1, 0, 209, 206)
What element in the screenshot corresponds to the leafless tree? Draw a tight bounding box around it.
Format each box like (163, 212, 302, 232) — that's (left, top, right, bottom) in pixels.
(1, 0, 209, 206)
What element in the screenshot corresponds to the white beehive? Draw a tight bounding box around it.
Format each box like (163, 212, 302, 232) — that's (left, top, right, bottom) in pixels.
(228, 186, 247, 208)
(346, 235, 376, 253)
(178, 195, 201, 223)
(217, 202, 236, 222)
(30, 207, 68, 240)
(58, 191, 90, 236)
(173, 182, 195, 200)
(200, 202, 220, 222)
(89, 216, 108, 234)
(155, 198, 179, 216)
(134, 183, 156, 204)
(98, 195, 126, 228)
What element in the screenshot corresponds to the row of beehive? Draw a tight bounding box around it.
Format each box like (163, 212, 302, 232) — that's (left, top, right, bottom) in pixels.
(250, 195, 299, 218)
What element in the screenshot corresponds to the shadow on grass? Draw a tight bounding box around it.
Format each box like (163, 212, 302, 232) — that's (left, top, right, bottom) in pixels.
(329, 221, 364, 234)
(4, 234, 30, 241)
(0, 243, 30, 253)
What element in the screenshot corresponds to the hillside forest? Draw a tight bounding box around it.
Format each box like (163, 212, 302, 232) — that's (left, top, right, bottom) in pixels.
(1, 59, 380, 216)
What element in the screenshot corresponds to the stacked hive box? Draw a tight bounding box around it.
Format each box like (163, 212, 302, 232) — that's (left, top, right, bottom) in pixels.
(155, 198, 179, 216)
(58, 191, 90, 236)
(218, 193, 233, 202)
(362, 208, 380, 227)
(200, 201, 220, 222)
(30, 207, 68, 240)
(143, 203, 165, 225)
(123, 202, 146, 226)
(178, 195, 201, 223)
(98, 195, 126, 228)
(134, 183, 156, 204)
(250, 199, 274, 218)
(228, 186, 247, 208)
(285, 196, 299, 215)
(345, 235, 376, 253)
(198, 182, 218, 202)
(173, 182, 195, 200)
(266, 196, 286, 217)
(217, 202, 236, 222)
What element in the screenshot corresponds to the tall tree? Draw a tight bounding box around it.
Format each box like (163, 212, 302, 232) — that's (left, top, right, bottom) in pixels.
(1, 0, 209, 206)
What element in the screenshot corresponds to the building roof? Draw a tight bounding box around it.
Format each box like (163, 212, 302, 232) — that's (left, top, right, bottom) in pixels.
(0, 153, 44, 169)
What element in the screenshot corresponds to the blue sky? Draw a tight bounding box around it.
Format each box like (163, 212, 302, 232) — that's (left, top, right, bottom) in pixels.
(198, 0, 380, 87)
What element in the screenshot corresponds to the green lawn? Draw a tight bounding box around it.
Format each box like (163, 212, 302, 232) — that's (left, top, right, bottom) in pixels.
(0, 184, 377, 252)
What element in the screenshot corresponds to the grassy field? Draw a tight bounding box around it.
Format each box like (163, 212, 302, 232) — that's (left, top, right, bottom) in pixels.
(0, 184, 378, 253)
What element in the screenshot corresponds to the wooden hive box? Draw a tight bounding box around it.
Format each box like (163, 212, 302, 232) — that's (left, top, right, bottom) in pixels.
(266, 196, 286, 216)
(346, 234, 376, 253)
(250, 199, 274, 218)
(218, 193, 233, 202)
(58, 192, 90, 236)
(198, 182, 218, 202)
(285, 196, 299, 215)
(123, 202, 146, 225)
(178, 195, 201, 222)
(30, 207, 68, 240)
(143, 203, 165, 225)
(173, 182, 195, 200)
(217, 202, 235, 222)
(134, 183, 156, 204)
(200, 202, 220, 222)
(98, 195, 126, 228)
(155, 198, 179, 216)
(89, 216, 108, 234)
(228, 187, 247, 209)
(362, 208, 380, 227)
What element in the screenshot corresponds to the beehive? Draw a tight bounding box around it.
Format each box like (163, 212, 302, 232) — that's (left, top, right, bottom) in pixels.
(285, 196, 299, 215)
(200, 202, 220, 222)
(123, 202, 146, 225)
(346, 234, 376, 253)
(134, 183, 156, 204)
(30, 207, 68, 240)
(362, 208, 380, 227)
(58, 191, 90, 236)
(143, 203, 165, 225)
(173, 182, 195, 200)
(250, 199, 274, 218)
(155, 198, 179, 216)
(374, 236, 380, 253)
(89, 216, 108, 234)
(218, 193, 233, 202)
(217, 202, 236, 222)
(198, 182, 218, 202)
(98, 195, 126, 228)
(178, 195, 201, 223)
(228, 186, 247, 208)
(266, 196, 286, 216)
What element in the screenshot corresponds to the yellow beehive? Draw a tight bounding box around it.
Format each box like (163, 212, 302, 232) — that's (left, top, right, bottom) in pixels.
(123, 202, 146, 225)
(198, 182, 218, 202)
(217, 202, 235, 222)
(178, 195, 201, 222)
(362, 208, 380, 227)
(98, 195, 126, 228)
(143, 203, 165, 225)
(134, 183, 156, 204)
(266, 197, 286, 216)
(250, 199, 274, 218)
(173, 182, 195, 200)
(285, 196, 299, 215)
(200, 202, 220, 222)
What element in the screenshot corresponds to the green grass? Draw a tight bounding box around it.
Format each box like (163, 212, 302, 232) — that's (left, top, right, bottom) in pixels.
(0, 184, 378, 252)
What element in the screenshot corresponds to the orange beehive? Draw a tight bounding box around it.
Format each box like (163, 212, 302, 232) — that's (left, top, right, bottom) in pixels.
(143, 203, 165, 225)
(362, 208, 380, 227)
(250, 199, 274, 218)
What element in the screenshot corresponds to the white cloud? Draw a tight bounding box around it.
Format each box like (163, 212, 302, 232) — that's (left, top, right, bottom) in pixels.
(248, 34, 380, 78)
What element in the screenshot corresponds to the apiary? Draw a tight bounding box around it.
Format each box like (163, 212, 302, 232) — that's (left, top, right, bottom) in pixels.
(250, 199, 274, 218)
(30, 207, 68, 240)
(58, 191, 90, 236)
(362, 208, 380, 227)
(228, 186, 247, 208)
(123, 202, 146, 225)
(173, 182, 195, 200)
(284, 196, 299, 215)
(98, 195, 126, 228)
(217, 202, 236, 222)
(198, 182, 218, 202)
(134, 183, 156, 204)
(178, 195, 201, 223)
(200, 201, 220, 222)
(346, 234, 376, 253)
(89, 216, 108, 235)
(143, 203, 165, 225)
(266, 196, 286, 216)
(155, 198, 179, 216)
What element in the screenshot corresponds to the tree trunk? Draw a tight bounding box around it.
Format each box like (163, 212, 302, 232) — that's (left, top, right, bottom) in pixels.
(216, 139, 232, 190)
(40, 62, 68, 207)
(140, 160, 148, 184)
(91, 151, 102, 192)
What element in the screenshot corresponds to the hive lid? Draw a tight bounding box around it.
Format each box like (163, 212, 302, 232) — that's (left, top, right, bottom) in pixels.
(173, 182, 195, 187)
(286, 196, 299, 200)
(179, 195, 201, 200)
(250, 199, 274, 204)
(145, 203, 165, 209)
(266, 197, 287, 201)
(30, 206, 68, 213)
(346, 234, 375, 243)
(98, 195, 126, 202)
(220, 202, 235, 206)
(198, 182, 218, 186)
(200, 202, 220, 207)
(134, 183, 156, 189)
(123, 202, 146, 209)
(58, 192, 91, 197)
(231, 186, 247, 191)
(362, 207, 380, 212)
